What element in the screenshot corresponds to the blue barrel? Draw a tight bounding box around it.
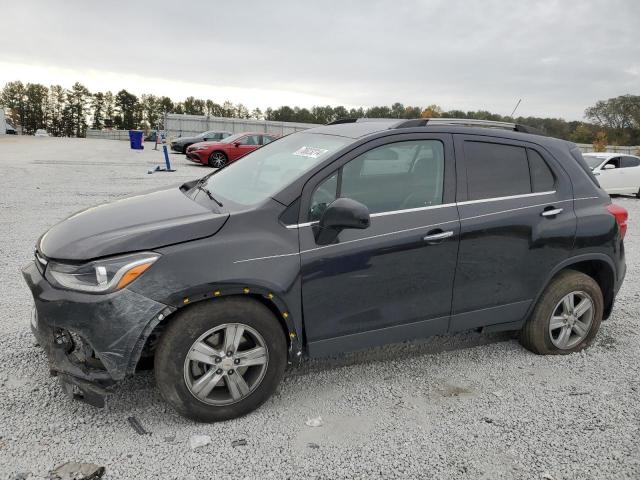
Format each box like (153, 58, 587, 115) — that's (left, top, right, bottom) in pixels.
(129, 130, 144, 150)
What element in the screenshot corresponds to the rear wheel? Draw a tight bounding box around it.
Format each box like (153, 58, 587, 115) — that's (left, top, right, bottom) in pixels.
(208, 151, 228, 168)
(636, 187, 640, 199)
(520, 270, 603, 354)
(155, 298, 287, 422)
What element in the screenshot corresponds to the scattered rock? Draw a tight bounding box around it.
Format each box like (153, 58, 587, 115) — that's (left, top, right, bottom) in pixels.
(49, 462, 105, 480)
(231, 439, 247, 447)
(127, 416, 149, 435)
(189, 434, 211, 450)
(307, 443, 320, 449)
(305, 416, 324, 427)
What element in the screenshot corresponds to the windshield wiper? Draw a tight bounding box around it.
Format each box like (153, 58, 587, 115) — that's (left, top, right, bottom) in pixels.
(195, 184, 223, 207)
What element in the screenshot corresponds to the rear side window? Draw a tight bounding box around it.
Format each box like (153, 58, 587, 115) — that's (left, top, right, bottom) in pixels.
(527, 149, 555, 192)
(570, 147, 601, 188)
(464, 142, 531, 200)
(622, 156, 640, 168)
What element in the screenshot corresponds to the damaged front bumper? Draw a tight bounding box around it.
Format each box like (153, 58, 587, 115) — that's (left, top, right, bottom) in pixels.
(23, 261, 174, 407)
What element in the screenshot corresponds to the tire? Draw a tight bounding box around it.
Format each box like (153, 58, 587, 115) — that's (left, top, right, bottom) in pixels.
(155, 298, 287, 422)
(208, 151, 228, 169)
(520, 270, 603, 355)
(636, 187, 640, 199)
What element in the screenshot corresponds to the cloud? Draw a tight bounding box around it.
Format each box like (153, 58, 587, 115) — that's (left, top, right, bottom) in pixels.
(1, 0, 638, 120)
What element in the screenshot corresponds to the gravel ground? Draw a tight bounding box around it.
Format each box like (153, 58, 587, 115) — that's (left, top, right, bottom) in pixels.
(0, 136, 639, 480)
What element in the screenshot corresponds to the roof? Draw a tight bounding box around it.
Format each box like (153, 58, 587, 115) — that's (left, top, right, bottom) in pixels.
(304, 117, 548, 140)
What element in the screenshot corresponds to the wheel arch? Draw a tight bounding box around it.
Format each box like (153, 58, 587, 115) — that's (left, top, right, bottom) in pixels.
(529, 254, 616, 322)
(128, 285, 300, 375)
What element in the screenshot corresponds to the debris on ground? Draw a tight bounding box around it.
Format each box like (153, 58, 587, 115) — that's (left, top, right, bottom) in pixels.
(305, 416, 324, 427)
(127, 416, 149, 435)
(492, 390, 504, 398)
(307, 443, 320, 449)
(189, 435, 212, 450)
(49, 462, 105, 480)
(231, 439, 247, 447)
(10, 473, 29, 480)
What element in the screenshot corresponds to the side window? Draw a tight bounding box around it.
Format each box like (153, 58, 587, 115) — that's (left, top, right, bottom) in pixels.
(527, 149, 555, 192)
(262, 135, 275, 145)
(307, 140, 445, 219)
(604, 157, 620, 169)
(309, 173, 338, 221)
(621, 156, 640, 168)
(464, 141, 530, 200)
(240, 135, 260, 145)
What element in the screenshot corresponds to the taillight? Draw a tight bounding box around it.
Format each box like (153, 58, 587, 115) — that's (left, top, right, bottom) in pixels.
(607, 204, 628, 239)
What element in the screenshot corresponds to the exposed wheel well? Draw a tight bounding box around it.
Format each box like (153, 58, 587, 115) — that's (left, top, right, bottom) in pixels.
(135, 295, 290, 371)
(558, 260, 615, 319)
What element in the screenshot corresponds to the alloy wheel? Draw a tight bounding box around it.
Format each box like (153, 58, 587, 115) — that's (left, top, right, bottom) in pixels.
(210, 153, 227, 168)
(548, 291, 594, 349)
(183, 323, 269, 405)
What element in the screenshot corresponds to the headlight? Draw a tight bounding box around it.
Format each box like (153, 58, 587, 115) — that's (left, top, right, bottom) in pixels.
(194, 145, 209, 151)
(47, 252, 160, 293)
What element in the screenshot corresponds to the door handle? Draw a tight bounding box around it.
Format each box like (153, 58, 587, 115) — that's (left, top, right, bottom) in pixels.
(423, 230, 454, 243)
(541, 207, 563, 217)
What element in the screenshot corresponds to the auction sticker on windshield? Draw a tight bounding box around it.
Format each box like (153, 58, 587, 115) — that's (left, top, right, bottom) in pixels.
(293, 146, 329, 159)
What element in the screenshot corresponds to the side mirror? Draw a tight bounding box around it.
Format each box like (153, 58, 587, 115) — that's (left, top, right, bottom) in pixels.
(315, 198, 370, 245)
(233, 142, 241, 147)
(603, 163, 616, 170)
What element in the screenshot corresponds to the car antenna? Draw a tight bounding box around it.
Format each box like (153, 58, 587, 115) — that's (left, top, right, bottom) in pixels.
(509, 98, 522, 118)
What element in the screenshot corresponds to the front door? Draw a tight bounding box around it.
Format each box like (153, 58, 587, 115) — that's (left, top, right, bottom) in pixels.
(450, 135, 576, 331)
(595, 156, 625, 193)
(298, 134, 460, 356)
(232, 134, 261, 160)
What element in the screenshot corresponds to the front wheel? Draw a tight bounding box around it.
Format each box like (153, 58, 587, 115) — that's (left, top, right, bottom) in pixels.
(155, 298, 287, 422)
(208, 151, 228, 168)
(520, 270, 603, 355)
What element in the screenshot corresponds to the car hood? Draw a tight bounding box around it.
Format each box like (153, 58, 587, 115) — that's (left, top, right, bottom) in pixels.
(39, 187, 229, 261)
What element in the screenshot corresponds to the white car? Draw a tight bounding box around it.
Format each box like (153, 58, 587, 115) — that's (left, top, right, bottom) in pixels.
(34, 129, 49, 137)
(583, 152, 640, 197)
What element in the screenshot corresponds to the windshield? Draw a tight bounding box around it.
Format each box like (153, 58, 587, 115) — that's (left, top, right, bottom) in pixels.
(583, 155, 606, 169)
(204, 132, 351, 206)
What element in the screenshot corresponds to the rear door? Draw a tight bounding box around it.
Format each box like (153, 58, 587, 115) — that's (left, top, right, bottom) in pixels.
(450, 135, 576, 331)
(298, 133, 460, 356)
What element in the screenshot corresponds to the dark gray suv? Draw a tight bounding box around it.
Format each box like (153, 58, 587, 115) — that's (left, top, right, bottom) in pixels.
(23, 118, 627, 422)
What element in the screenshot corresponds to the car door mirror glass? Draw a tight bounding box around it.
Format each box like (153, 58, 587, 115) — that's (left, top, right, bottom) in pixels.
(315, 197, 370, 245)
(603, 163, 616, 170)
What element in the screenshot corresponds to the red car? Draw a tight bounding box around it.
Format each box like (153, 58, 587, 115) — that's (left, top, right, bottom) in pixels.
(186, 132, 278, 168)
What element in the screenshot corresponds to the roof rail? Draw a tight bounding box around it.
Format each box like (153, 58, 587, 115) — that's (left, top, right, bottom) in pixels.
(393, 118, 546, 136)
(326, 117, 546, 136)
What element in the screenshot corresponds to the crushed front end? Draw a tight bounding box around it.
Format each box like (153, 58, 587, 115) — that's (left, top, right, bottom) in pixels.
(22, 254, 174, 407)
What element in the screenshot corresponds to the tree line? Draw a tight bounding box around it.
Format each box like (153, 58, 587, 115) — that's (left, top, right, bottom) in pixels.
(2, 80, 639, 145)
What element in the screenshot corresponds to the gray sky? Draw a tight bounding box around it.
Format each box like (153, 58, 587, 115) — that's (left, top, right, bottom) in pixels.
(1, 0, 638, 120)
